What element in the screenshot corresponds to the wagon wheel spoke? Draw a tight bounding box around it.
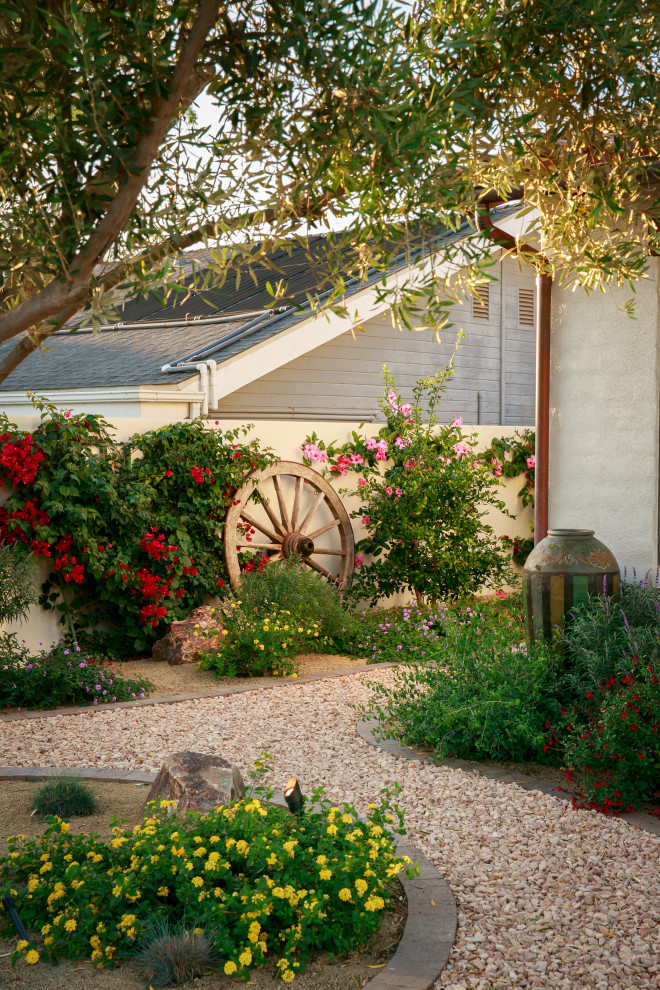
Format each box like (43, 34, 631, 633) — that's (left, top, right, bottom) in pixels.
(306, 518, 341, 541)
(255, 486, 287, 538)
(304, 557, 335, 580)
(298, 491, 325, 533)
(271, 475, 290, 532)
(290, 476, 303, 532)
(268, 552, 283, 562)
(242, 543, 281, 551)
(312, 547, 346, 556)
(240, 510, 282, 545)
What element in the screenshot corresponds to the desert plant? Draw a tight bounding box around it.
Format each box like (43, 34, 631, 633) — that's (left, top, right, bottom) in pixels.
(0, 541, 37, 626)
(134, 917, 220, 988)
(30, 777, 99, 819)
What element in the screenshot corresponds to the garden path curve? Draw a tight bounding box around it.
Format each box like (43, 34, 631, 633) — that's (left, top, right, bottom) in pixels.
(1, 668, 658, 990)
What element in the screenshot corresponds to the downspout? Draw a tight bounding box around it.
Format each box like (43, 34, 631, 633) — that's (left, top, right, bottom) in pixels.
(160, 360, 210, 418)
(475, 205, 551, 544)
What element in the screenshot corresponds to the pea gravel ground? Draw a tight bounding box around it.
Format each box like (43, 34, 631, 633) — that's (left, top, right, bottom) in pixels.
(1, 668, 658, 990)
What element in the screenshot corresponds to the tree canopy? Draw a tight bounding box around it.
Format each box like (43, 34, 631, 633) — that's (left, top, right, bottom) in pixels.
(1, 0, 659, 384)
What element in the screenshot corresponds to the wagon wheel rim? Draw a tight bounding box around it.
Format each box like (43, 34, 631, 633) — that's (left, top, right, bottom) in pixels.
(224, 461, 355, 589)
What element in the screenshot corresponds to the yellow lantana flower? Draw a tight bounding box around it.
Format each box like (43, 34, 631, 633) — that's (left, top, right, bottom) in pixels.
(224, 960, 237, 975)
(25, 950, 39, 965)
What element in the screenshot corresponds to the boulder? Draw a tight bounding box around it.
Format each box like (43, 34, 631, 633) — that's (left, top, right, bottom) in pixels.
(144, 751, 245, 815)
(151, 604, 222, 665)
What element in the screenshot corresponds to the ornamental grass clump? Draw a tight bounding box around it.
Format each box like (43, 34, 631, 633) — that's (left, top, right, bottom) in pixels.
(134, 917, 219, 988)
(30, 778, 99, 820)
(196, 600, 327, 678)
(0, 770, 414, 982)
(0, 640, 152, 711)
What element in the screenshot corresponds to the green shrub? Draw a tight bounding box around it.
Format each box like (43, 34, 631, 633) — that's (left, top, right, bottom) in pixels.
(0, 640, 152, 710)
(233, 558, 361, 646)
(548, 584, 660, 813)
(342, 603, 445, 662)
(30, 778, 99, 820)
(1, 773, 414, 981)
(196, 600, 326, 677)
(134, 917, 219, 988)
(302, 368, 510, 605)
(360, 599, 559, 762)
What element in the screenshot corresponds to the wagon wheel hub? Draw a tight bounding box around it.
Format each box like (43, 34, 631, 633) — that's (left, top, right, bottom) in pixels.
(282, 532, 315, 558)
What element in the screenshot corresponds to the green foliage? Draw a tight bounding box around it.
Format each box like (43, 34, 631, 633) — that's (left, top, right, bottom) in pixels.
(196, 600, 326, 678)
(479, 430, 535, 509)
(360, 598, 559, 762)
(1, 774, 414, 980)
(232, 557, 361, 644)
(547, 584, 660, 814)
(0, 640, 152, 711)
(30, 778, 99, 820)
(0, 403, 273, 653)
(0, 541, 37, 625)
(134, 917, 219, 989)
(304, 368, 510, 605)
(342, 604, 445, 663)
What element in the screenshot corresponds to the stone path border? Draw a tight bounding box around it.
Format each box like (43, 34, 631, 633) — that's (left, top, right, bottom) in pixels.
(0, 661, 398, 723)
(0, 765, 457, 990)
(357, 718, 660, 838)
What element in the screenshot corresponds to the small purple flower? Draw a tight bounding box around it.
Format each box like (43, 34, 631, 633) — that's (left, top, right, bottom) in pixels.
(63, 649, 69, 656)
(94, 684, 101, 691)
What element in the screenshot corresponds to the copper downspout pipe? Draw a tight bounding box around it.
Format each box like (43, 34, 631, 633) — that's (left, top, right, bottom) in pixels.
(475, 205, 551, 545)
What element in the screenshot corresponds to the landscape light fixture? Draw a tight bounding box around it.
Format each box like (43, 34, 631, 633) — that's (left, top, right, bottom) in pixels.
(283, 775, 304, 814)
(1, 895, 28, 941)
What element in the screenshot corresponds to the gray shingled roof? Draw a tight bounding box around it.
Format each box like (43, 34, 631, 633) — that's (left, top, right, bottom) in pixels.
(0, 208, 520, 392)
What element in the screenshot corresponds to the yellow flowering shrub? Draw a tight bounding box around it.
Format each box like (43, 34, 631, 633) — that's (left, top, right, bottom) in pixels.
(0, 766, 414, 982)
(196, 602, 327, 678)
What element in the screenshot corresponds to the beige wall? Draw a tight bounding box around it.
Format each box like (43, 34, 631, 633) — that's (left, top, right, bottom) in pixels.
(549, 258, 660, 576)
(2, 415, 532, 652)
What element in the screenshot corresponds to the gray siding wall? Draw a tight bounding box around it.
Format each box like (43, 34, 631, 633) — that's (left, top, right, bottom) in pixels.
(216, 257, 536, 425)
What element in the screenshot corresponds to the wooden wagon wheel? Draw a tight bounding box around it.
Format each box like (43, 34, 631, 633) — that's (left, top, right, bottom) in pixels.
(224, 461, 354, 589)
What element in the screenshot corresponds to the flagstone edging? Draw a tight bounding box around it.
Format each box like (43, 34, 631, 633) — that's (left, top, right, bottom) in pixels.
(357, 718, 660, 838)
(0, 764, 457, 990)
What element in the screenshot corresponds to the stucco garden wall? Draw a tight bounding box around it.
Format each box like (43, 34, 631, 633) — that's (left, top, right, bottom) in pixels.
(548, 257, 660, 576)
(1, 415, 532, 652)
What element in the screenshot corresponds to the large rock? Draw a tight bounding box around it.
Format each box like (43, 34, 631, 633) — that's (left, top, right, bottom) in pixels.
(145, 751, 245, 815)
(151, 604, 222, 665)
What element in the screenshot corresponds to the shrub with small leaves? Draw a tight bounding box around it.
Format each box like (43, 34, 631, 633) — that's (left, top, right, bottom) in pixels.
(134, 917, 220, 988)
(0, 640, 152, 711)
(30, 778, 99, 820)
(196, 600, 327, 678)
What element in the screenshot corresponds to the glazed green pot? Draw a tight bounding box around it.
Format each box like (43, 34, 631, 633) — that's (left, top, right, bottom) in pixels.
(523, 529, 619, 648)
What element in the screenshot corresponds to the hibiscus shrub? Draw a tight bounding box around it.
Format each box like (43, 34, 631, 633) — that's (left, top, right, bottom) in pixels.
(0, 773, 414, 982)
(303, 367, 510, 604)
(0, 402, 273, 654)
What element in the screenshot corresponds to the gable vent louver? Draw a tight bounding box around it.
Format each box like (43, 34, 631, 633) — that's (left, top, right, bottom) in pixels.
(519, 288, 534, 326)
(472, 284, 490, 320)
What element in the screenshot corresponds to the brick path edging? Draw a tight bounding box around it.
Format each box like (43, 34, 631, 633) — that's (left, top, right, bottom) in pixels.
(357, 718, 660, 838)
(0, 765, 457, 990)
(0, 662, 398, 723)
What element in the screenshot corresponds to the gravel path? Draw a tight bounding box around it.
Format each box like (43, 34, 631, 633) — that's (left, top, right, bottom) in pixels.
(0, 669, 658, 990)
